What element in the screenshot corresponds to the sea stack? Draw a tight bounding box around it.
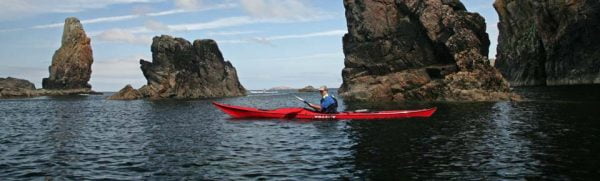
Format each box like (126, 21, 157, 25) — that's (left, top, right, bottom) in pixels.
(494, 0, 600, 86)
(339, 0, 518, 102)
(110, 35, 246, 99)
(42, 17, 94, 90)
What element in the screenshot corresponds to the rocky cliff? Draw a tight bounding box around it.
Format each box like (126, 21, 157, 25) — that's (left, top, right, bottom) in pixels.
(42, 17, 94, 90)
(110, 35, 246, 100)
(494, 0, 600, 86)
(339, 0, 518, 102)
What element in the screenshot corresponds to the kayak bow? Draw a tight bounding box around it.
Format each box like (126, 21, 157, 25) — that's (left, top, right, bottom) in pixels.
(212, 102, 436, 120)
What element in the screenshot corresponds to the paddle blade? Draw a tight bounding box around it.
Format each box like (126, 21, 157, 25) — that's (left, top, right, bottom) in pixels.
(294, 96, 305, 102)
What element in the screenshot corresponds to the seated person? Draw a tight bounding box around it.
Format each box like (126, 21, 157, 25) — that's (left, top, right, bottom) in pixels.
(307, 86, 338, 113)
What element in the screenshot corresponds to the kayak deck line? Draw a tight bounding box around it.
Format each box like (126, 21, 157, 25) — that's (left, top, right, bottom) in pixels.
(212, 102, 436, 120)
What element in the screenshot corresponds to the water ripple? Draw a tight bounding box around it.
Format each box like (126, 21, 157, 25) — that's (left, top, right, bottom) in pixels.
(1, 88, 600, 179)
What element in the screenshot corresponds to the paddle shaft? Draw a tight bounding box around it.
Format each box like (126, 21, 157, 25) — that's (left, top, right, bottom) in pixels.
(295, 96, 319, 111)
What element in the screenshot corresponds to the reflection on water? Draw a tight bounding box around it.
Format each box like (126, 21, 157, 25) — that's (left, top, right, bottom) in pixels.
(1, 86, 600, 179)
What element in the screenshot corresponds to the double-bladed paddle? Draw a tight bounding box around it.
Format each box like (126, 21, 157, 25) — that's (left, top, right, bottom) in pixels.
(294, 95, 312, 107)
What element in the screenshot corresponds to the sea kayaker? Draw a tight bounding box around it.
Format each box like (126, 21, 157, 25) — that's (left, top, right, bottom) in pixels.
(308, 86, 338, 113)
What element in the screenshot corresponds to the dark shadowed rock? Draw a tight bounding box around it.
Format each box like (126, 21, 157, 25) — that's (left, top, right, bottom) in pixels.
(339, 0, 519, 102)
(494, 0, 600, 86)
(108, 84, 142, 100)
(42, 17, 93, 90)
(119, 35, 245, 99)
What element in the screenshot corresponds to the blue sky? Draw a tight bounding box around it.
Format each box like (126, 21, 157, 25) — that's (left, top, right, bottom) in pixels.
(0, 0, 498, 91)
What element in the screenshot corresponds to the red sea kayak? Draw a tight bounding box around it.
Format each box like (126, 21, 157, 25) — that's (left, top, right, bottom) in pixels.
(213, 102, 436, 120)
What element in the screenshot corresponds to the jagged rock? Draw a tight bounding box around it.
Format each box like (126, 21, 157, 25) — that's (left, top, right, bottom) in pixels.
(118, 35, 246, 99)
(494, 0, 600, 86)
(339, 0, 519, 102)
(298, 85, 318, 92)
(42, 17, 94, 90)
(108, 84, 142, 100)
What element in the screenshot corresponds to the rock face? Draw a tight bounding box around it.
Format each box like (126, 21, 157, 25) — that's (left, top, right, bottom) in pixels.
(131, 35, 245, 99)
(494, 0, 600, 86)
(42, 17, 93, 90)
(108, 84, 142, 100)
(339, 0, 518, 102)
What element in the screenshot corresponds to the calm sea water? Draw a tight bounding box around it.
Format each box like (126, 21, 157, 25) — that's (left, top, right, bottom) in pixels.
(1, 86, 599, 180)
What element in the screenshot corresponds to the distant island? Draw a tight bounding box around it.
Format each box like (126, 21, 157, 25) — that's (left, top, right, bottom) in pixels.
(268, 86, 294, 91)
(298, 85, 318, 92)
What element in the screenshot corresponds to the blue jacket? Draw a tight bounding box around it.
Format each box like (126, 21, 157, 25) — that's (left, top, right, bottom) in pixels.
(320, 95, 338, 113)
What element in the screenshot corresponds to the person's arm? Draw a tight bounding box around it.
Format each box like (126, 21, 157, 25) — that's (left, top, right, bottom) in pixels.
(308, 103, 322, 111)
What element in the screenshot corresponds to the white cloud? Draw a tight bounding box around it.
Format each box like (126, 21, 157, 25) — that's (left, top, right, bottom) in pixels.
(32, 14, 140, 29)
(0, 0, 157, 21)
(146, 9, 186, 16)
(217, 39, 245, 44)
(87, 16, 266, 45)
(92, 56, 147, 79)
(94, 28, 152, 45)
(83, 14, 140, 24)
(268, 30, 347, 40)
(10, 2, 237, 31)
(144, 19, 170, 31)
(90, 55, 149, 91)
(174, 0, 202, 10)
(131, 4, 154, 15)
(92, 16, 263, 35)
(168, 16, 258, 31)
(239, 0, 328, 21)
(220, 29, 347, 45)
(206, 30, 258, 36)
(248, 37, 273, 46)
